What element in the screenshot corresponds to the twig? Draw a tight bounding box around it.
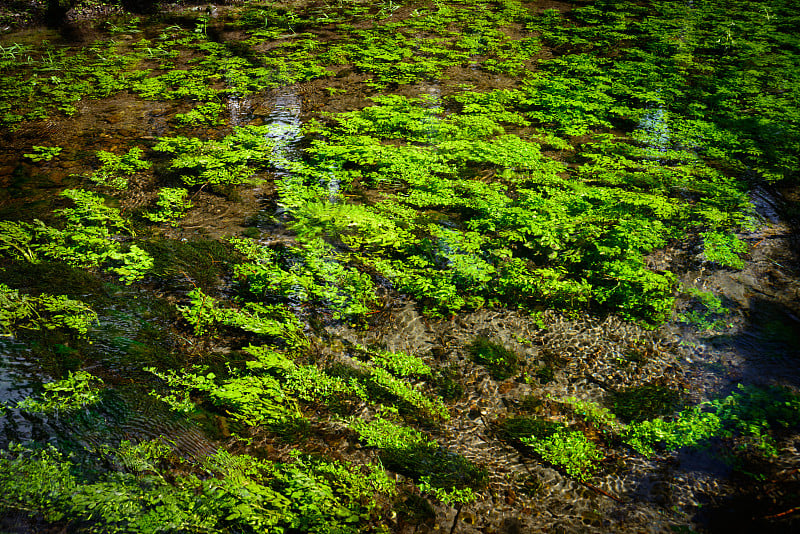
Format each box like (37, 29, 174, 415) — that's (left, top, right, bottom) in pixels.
(764, 506, 799, 520)
(450, 503, 463, 534)
(581, 480, 624, 503)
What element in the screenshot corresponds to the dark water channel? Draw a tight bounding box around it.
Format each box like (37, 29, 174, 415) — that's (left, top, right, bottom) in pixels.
(2, 2, 800, 533)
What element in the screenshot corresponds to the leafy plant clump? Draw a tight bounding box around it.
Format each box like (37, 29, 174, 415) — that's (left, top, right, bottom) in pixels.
(143, 188, 193, 225)
(23, 145, 62, 162)
(0, 441, 392, 534)
(153, 126, 282, 188)
(623, 385, 800, 457)
(522, 429, 604, 482)
(495, 415, 603, 481)
(231, 237, 377, 322)
(467, 336, 519, 380)
(0, 284, 97, 337)
(90, 147, 152, 190)
(494, 416, 567, 448)
(0, 189, 153, 283)
(15, 371, 104, 415)
(679, 286, 732, 331)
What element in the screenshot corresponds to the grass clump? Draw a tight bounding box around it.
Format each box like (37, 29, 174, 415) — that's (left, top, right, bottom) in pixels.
(467, 336, 519, 380)
(495, 415, 565, 447)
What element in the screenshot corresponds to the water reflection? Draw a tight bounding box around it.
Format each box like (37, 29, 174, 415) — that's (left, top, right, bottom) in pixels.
(0, 339, 37, 446)
(264, 88, 302, 173)
(637, 104, 670, 154)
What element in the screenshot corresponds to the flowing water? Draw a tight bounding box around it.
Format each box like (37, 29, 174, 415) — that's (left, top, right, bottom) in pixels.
(1, 2, 800, 533)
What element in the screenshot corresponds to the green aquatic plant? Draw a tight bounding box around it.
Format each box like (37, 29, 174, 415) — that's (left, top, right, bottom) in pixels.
(562, 396, 622, 433)
(623, 405, 722, 457)
(173, 101, 225, 127)
(106, 17, 142, 35)
(522, 429, 604, 482)
(0, 189, 153, 283)
(0, 220, 39, 263)
(248, 346, 368, 405)
(679, 287, 731, 331)
(466, 336, 519, 380)
(0, 441, 387, 533)
(608, 383, 681, 424)
(352, 410, 486, 498)
(280, 94, 691, 321)
(90, 147, 152, 190)
(177, 288, 306, 349)
(15, 370, 103, 415)
(351, 413, 435, 450)
(622, 384, 800, 457)
(362, 345, 432, 378)
(143, 188, 193, 225)
(153, 126, 279, 188)
(23, 145, 62, 162)
(0, 284, 97, 337)
(149, 365, 301, 428)
(701, 231, 748, 269)
(231, 237, 377, 321)
(494, 416, 566, 448)
(365, 365, 449, 421)
(418, 476, 476, 505)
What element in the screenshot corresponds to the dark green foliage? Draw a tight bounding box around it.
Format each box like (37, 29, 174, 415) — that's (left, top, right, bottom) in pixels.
(608, 384, 681, 424)
(531, 365, 555, 384)
(431, 366, 465, 400)
(467, 336, 519, 380)
(142, 238, 235, 293)
(494, 416, 565, 448)
(380, 445, 488, 493)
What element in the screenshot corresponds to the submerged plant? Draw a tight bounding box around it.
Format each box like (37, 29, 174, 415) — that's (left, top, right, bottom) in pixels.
(0, 284, 97, 337)
(0, 190, 152, 283)
(231, 237, 377, 321)
(90, 147, 152, 190)
(143, 188, 193, 225)
(701, 231, 748, 269)
(153, 126, 280, 188)
(679, 287, 731, 331)
(466, 336, 519, 380)
(23, 145, 62, 162)
(16, 371, 104, 415)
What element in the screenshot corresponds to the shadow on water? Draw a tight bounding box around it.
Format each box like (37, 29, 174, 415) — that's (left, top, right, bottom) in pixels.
(727, 297, 800, 387)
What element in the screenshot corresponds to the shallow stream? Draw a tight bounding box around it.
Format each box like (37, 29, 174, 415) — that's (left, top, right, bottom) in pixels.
(1, 2, 800, 533)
